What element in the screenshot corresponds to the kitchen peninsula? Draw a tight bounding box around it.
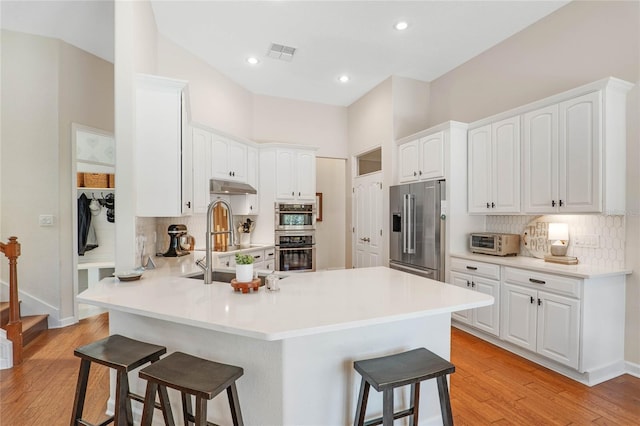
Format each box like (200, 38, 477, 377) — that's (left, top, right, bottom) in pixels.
(78, 264, 492, 425)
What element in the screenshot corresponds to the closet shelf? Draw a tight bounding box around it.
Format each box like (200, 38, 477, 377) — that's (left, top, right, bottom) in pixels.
(77, 187, 115, 191)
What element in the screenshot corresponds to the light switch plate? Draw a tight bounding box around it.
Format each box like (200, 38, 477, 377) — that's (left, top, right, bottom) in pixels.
(573, 234, 599, 248)
(39, 215, 54, 226)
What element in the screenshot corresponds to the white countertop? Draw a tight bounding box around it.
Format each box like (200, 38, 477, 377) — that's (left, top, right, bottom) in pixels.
(450, 252, 631, 279)
(77, 264, 493, 341)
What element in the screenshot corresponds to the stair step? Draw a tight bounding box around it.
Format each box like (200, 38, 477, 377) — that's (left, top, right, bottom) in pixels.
(1, 300, 22, 328)
(21, 314, 49, 346)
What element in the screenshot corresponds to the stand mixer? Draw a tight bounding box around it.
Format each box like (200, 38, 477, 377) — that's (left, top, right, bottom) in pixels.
(162, 224, 191, 257)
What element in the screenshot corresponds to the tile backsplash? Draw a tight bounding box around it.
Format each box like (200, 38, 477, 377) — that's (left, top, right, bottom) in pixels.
(487, 214, 626, 268)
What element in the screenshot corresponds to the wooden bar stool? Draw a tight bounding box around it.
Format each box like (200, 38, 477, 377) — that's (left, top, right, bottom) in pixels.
(71, 334, 168, 426)
(139, 351, 244, 426)
(353, 348, 455, 426)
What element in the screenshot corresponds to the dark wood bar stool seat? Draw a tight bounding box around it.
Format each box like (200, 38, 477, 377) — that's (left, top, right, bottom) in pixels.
(71, 334, 168, 426)
(139, 351, 244, 426)
(353, 347, 455, 426)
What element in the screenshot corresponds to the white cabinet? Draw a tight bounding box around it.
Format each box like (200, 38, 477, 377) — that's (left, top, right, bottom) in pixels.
(468, 116, 520, 214)
(231, 146, 259, 215)
(212, 135, 247, 183)
(192, 127, 212, 214)
(521, 78, 632, 214)
(449, 258, 501, 336)
(523, 92, 602, 213)
(136, 74, 192, 217)
(275, 148, 316, 201)
(398, 132, 444, 183)
(501, 268, 580, 369)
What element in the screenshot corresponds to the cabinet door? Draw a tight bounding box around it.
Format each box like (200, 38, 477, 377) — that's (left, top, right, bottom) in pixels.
(419, 132, 445, 180)
(231, 147, 259, 215)
(296, 150, 316, 200)
(136, 77, 186, 217)
(449, 272, 473, 324)
(192, 128, 212, 214)
(491, 117, 520, 213)
(227, 141, 247, 182)
(558, 91, 602, 213)
(468, 125, 492, 213)
(501, 283, 537, 352)
(523, 104, 559, 213)
(473, 276, 500, 336)
(398, 140, 419, 183)
(211, 137, 231, 180)
(537, 291, 580, 369)
(275, 149, 296, 200)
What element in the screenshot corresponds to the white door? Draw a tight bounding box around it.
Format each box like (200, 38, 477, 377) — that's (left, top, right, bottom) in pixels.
(449, 272, 473, 324)
(398, 140, 419, 183)
(296, 150, 317, 201)
(491, 116, 520, 213)
(275, 149, 295, 200)
(419, 132, 445, 180)
(472, 276, 500, 336)
(211, 137, 230, 180)
(467, 125, 492, 213)
(558, 91, 601, 212)
(227, 141, 247, 182)
(536, 291, 580, 368)
(192, 127, 212, 214)
(523, 104, 559, 213)
(353, 172, 383, 268)
(501, 283, 537, 351)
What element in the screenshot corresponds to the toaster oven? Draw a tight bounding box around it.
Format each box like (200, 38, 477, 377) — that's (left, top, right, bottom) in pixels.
(470, 233, 520, 256)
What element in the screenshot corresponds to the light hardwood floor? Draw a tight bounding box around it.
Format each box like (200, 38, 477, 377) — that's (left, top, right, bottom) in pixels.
(1, 313, 638, 425)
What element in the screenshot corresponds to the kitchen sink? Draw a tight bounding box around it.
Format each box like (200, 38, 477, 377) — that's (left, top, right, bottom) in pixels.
(186, 270, 286, 286)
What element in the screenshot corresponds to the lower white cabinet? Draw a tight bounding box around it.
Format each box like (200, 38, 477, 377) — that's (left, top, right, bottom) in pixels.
(502, 281, 580, 369)
(449, 258, 500, 336)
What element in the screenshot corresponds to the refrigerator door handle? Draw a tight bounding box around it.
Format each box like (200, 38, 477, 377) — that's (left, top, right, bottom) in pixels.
(405, 194, 415, 254)
(402, 194, 408, 253)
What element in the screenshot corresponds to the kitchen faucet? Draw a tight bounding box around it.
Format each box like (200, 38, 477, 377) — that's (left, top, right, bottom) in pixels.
(196, 198, 235, 284)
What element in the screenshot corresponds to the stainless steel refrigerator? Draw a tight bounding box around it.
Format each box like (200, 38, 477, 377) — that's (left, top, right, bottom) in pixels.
(389, 180, 445, 281)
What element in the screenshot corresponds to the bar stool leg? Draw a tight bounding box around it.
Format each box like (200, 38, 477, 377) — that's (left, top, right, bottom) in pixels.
(382, 388, 394, 426)
(140, 381, 158, 426)
(410, 382, 420, 426)
(114, 371, 133, 426)
(181, 392, 193, 425)
(194, 395, 207, 426)
(354, 377, 369, 426)
(157, 385, 175, 426)
(226, 382, 244, 426)
(71, 359, 91, 426)
(436, 375, 453, 426)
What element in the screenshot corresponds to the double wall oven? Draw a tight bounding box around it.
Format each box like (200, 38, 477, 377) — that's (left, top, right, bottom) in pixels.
(274, 203, 316, 272)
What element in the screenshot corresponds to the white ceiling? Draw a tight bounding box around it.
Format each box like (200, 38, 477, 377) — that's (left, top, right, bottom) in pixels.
(1, 1, 570, 106)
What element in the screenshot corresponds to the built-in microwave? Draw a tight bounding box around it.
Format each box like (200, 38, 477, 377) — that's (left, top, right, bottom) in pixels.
(469, 233, 520, 256)
(275, 203, 316, 231)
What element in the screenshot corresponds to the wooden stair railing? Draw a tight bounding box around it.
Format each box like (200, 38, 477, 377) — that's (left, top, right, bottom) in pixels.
(0, 236, 23, 365)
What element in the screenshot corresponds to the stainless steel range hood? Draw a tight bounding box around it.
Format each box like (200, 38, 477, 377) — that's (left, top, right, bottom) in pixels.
(209, 179, 257, 195)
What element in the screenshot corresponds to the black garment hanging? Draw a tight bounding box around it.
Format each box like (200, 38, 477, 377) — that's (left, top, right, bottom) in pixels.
(78, 193, 98, 255)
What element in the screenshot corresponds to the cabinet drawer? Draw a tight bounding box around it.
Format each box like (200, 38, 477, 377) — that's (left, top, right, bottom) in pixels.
(245, 249, 265, 263)
(450, 258, 500, 280)
(504, 267, 580, 298)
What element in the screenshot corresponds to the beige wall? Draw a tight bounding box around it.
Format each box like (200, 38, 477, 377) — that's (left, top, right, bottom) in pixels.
(391, 76, 431, 140)
(427, 0, 640, 366)
(252, 95, 348, 159)
(0, 30, 113, 322)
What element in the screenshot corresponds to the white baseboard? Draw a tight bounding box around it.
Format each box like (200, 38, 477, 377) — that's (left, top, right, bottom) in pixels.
(626, 360, 640, 378)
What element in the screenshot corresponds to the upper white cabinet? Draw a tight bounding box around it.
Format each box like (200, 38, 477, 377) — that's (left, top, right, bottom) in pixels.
(231, 146, 260, 215)
(191, 126, 212, 214)
(212, 135, 248, 183)
(468, 116, 520, 214)
(136, 74, 192, 217)
(398, 132, 444, 183)
(518, 77, 632, 214)
(275, 148, 316, 201)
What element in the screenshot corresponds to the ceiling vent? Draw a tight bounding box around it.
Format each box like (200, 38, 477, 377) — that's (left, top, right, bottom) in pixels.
(267, 43, 296, 62)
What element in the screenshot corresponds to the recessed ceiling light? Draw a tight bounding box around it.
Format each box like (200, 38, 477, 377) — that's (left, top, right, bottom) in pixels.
(339, 75, 350, 83)
(395, 21, 409, 31)
(247, 57, 259, 65)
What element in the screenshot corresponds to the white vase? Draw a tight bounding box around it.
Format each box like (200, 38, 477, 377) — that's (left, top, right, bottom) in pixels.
(236, 264, 254, 283)
(239, 233, 250, 249)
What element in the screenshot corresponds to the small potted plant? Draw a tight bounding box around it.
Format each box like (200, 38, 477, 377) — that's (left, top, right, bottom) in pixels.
(235, 253, 254, 283)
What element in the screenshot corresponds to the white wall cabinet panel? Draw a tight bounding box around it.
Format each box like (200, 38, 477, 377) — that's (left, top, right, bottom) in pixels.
(521, 79, 631, 214)
(191, 127, 212, 214)
(468, 117, 520, 214)
(212, 136, 247, 183)
(275, 148, 316, 202)
(136, 74, 191, 217)
(398, 132, 445, 183)
(231, 146, 259, 215)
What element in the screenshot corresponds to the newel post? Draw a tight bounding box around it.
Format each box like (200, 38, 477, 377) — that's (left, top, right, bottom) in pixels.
(1, 236, 23, 365)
